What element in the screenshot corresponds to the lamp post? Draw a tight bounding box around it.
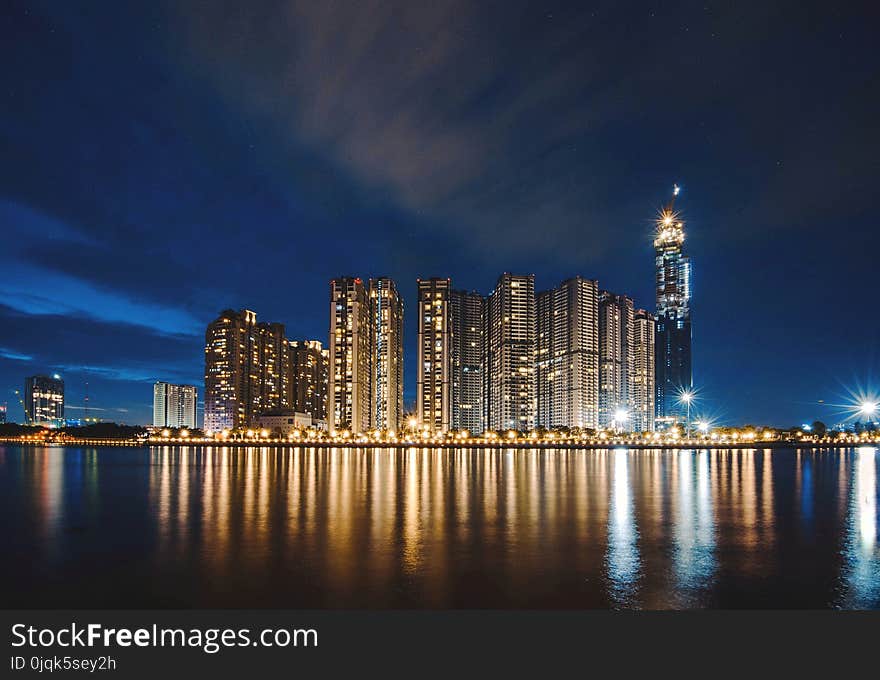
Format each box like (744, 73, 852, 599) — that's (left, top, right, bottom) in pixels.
(680, 390, 694, 439)
(860, 401, 878, 429)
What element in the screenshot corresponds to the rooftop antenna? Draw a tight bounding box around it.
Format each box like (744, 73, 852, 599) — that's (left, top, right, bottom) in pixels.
(84, 380, 90, 422)
(667, 183, 681, 211)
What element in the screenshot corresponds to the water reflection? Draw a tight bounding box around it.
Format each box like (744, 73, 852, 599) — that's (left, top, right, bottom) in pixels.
(837, 447, 878, 608)
(606, 449, 640, 606)
(671, 449, 716, 606)
(1, 445, 878, 609)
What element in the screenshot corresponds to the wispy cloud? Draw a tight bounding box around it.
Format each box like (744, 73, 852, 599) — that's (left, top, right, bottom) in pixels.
(0, 347, 32, 362)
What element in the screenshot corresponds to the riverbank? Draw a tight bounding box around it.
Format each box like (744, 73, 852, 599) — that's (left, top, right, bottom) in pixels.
(1, 437, 876, 450)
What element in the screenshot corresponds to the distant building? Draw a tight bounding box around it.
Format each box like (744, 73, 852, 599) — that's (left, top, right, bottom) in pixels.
(0, 403, 6, 424)
(654, 186, 693, 421)
(203, 309, 290, 432)
(25, 374, 65, 427)
(451, 289, 484, 434)
(153, 382, 197, 429)
(288, 340, 328, 422)
(536, 277, 599, 431)
(416, 278, 452, 432)
(598, 291, 634, 429)
(632, 310, 655, 432)
(484, 273, 536, 432)
(369, 277, 404, 433)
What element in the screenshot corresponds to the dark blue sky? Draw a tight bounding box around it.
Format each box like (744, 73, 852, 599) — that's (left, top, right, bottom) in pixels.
(2, 0, 878, 427)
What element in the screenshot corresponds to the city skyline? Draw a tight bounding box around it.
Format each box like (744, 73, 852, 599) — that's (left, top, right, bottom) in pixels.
(1, 2, 878, 427)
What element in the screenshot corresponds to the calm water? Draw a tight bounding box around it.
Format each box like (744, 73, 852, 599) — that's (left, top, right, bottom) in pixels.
(1, 445, 878, 609)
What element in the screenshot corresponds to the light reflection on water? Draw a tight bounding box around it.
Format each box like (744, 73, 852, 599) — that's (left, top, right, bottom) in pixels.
(1, 445, 878, 609)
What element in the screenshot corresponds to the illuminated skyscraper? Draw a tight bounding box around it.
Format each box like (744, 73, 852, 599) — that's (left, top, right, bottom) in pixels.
(288, 340, 328, 423)
(204, 309, 290, 432)
(329, 277, 371, 433)
(24, 374, 64, 427)
(598, 291, 634, 429)
(153, 382, 197, 429)
(369, 277, 404, 432)
(654, 185, 693, 421)
(632, 309, 655, 432)
(536, 277, 599, 430)
(451, 289, 484, 434)
(484, 273, 535, 432)
(417, 278, 452, 432)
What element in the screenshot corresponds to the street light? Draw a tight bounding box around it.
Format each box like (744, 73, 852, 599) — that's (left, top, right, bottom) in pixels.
(859, 400, 877, 418)
(679, 390, 695, 438)
(613, 408, 629, 435)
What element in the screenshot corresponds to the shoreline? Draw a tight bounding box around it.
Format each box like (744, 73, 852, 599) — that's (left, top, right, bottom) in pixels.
(1, 438, 876, 450)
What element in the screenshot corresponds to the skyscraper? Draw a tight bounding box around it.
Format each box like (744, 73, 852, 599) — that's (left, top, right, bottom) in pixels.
(204, 309, 290, 432)
(654, 185, 693, 421)
(329, 277, 371, 433)
(484, 273, 536, 432)
(450, 289, 484, 434)
(598, 291, 634, 429)
(288, 340, 328, 423)
(536, 277, 599, 431)
(24, 374, 64, 427)
(369, 277, 404, 432)
(632, 309, 656, 432)
(417, 278, 452, 432)
(153, 382, 197, 429)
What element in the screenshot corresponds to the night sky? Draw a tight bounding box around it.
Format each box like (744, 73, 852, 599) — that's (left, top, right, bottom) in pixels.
(2, 1, 878, 427)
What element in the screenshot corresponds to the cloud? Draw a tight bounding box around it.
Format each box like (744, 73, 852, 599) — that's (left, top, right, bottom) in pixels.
(170, 1, 660, 262)
(0, 347, 32, 362)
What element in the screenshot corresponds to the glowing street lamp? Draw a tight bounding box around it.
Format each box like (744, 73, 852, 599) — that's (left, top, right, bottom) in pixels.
(859, 400, 877, 419)
(678, 390, 695, 438)
(613, 408, 629, 434)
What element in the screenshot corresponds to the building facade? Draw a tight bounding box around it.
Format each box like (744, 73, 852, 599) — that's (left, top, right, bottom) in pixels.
(369, 277, 404, 432)
(483, 273, 536, 432)
(631, 310, 655, 432)
(417, 278, 452, 432)
(536, 277, 600, 431)
(598, 291, 634, 429)
(25, 374, 64, 427)
(257, 408, 316, 435)
(153, 382, 197, 429)
(450, 289, 484, 434)
(654, 186, 693, 421)
(288, 340, 328, 423)
(203, 309, 290, 432)
(329, 278, 371, 433)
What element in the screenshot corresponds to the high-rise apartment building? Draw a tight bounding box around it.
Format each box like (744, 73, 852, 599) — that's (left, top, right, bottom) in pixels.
(450, 289, 484, 434)
(536, 277, 600, 431)
(329, 278, 371, 433)
(598, 291, 634, 429)
(204, 309, 290, 432)
(655, 185, 693, 421)
(632, 310, 655, 432)
(153, 382, 197, 429)
(289, 340, 328, 423)
(369, 277, 404, 432)
(417, 278, 452, 432)
(258, 323, 289, 417)
(25, 374, 64, 427)
(483, 273, 536, 432)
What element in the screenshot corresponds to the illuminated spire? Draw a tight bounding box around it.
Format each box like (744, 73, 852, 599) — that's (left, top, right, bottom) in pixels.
(654, 185, 684, 247)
